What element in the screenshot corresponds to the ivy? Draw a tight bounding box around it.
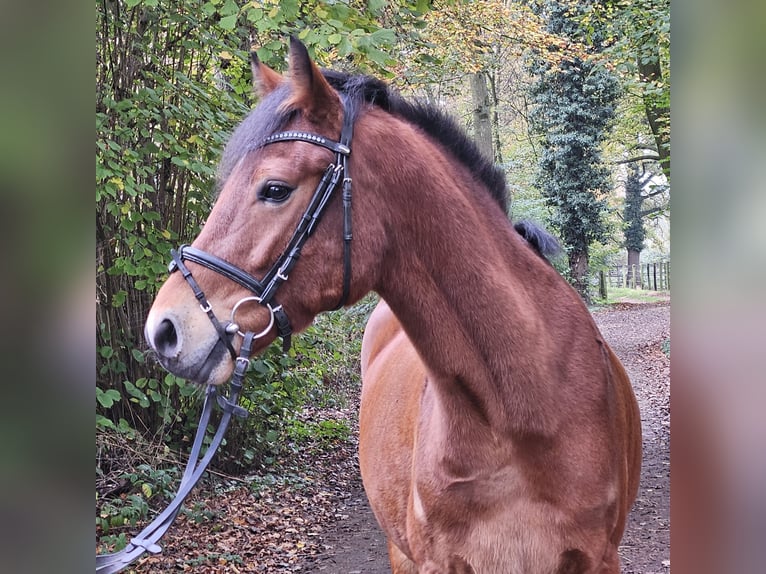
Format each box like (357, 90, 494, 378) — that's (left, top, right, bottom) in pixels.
(528, 0, 621, 301)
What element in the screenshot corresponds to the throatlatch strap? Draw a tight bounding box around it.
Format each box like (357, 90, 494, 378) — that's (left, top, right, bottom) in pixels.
(333, 105, 355, 310)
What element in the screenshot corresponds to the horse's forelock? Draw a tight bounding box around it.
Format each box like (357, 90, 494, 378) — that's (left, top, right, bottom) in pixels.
(216, 84, 295, 193)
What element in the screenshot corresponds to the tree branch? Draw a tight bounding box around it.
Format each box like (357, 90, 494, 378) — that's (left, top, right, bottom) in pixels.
(640, 205, 667, 217)
(613, 154, 661, 165)
(641, 186, 669, 199)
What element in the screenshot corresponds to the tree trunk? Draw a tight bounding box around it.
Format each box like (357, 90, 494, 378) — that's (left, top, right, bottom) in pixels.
(637, 54, 670, 181)
(471, 72, 494, 162)
(569, 249, 591, 303)
(487, 71, 504, 165)
(627, 248, 641, 288)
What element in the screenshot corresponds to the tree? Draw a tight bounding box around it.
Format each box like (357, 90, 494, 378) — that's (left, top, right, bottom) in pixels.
(578, 0, 670, 180)
(471, 72, 495, 162)
(623, 165, 646, 285)
(393, 0, 579, 170)
(528, 0, 620, 301)
(621, 159, 668, 281)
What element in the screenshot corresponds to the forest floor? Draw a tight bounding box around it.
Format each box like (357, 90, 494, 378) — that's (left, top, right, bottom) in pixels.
(128, 300, 670, 573)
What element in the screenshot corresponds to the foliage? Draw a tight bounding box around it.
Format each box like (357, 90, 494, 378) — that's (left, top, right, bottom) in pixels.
(242, 0, 431, 74)
(96, 463, 180, 550)
(395, 0, 587, 85)
(527, 0, 620, 301)
(286, 418, 352, 451)
(573, 0, 670, 178)
(96, 0, 416, 463)
(97, 0, 252, 445)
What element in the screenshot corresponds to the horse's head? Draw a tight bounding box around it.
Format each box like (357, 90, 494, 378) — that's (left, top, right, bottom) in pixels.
(145, 39, 377, 385)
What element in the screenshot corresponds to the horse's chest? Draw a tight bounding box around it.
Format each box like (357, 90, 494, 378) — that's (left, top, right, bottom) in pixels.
(407, 466, 567, 573)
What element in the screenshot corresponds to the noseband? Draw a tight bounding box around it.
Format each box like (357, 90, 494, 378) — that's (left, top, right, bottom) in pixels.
(169, 107, 354, 354)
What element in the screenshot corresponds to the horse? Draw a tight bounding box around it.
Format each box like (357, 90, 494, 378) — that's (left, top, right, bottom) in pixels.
(145, 38, 642, 573)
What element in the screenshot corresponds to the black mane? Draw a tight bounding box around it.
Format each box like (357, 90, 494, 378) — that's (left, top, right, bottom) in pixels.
(322, 70, 508, 214)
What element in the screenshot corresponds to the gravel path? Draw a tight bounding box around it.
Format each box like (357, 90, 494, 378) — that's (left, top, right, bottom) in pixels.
(308, 301, 671, 574)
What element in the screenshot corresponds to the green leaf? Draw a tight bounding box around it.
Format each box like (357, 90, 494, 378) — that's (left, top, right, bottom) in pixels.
(164, 373, 183, 387)
(125, 0, 142, 8)
(370, 28, 396, 46)
(368, 0, 387, 16)
(328, 33, 342, 45)
(97, 414, 116, 429)
(111, 290, 127, 307)
(365, 47, 392, 67)
(220, 0, 238, 16)
(96, 388, 122, 408)
(202, 2, 217, 17)
(219, 14, 237, 30)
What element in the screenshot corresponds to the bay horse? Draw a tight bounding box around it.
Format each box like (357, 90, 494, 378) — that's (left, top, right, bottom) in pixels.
(145, 38, 641, 573)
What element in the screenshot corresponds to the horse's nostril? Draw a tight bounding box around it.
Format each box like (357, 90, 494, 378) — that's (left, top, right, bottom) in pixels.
(153, 318, 179, 358)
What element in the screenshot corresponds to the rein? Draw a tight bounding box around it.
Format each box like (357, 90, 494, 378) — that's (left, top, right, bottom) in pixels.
(95, 334, 252, 574)
(96, 109, 354, 573)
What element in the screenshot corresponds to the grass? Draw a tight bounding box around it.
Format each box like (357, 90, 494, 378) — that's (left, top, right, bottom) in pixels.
(594, 286, 670, 306)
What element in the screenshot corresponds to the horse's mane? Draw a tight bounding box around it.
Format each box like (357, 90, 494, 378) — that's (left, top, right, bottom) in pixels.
(513, 220, 561, 261)
(322, 70, 509, 214)
(322, 72, 566, 262)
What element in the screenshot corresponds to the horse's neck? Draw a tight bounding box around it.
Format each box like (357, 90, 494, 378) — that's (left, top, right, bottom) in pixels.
(361, 122, 587, 446)
(378, 217, 562, 438)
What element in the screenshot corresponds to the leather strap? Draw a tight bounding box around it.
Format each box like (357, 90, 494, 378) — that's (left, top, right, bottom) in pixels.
(170, 249, 238, 360)
(96, 334, 254, 573)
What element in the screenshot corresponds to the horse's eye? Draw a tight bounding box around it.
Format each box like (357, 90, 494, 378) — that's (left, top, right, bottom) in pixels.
(259, 182, 294, 203)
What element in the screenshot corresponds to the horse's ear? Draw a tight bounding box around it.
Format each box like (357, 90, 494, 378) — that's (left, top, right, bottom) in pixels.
(284, 37, 340, 122)
(250, 51, 283, 97)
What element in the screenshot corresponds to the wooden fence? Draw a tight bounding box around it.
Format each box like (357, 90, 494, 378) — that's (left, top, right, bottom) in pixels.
(602, 262, 671, 291)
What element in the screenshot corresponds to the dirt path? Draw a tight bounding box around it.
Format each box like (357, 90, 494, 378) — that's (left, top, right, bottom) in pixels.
(310, 485, 390, 573)
(306, 302, 670, 574)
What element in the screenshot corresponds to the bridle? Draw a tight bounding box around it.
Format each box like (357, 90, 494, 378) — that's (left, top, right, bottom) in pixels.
(96, 105, 355, 574)
(170, 104, 355, 355)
